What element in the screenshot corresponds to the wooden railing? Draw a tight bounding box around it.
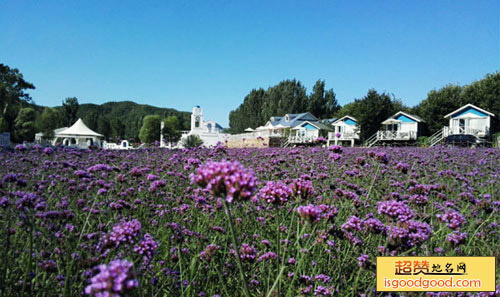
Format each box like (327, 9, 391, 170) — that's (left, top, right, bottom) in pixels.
(376, 130, 417, 141)
(327, 132, 359, 141)
(448, 126, 488, 137)
(365, 130, 417, 147)
(288, 135, 317, 144)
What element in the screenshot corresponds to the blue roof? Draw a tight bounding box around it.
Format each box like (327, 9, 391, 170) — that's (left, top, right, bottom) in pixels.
(345, 118, 357, 125)
(395, 114, 416, 123)
(445, 104, 494, 118)
(451, 107, 488, 118)
(269, 112, 319, 128)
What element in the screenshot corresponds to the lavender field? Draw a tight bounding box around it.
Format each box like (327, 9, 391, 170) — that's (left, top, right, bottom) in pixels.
(0, 145, 499, 297)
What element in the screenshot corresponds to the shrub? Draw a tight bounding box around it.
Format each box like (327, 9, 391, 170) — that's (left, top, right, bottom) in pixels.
(417, 136, 429, 147)
(182, 134, 203, 148)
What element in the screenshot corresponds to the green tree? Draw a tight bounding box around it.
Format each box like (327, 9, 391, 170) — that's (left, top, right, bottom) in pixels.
(14, 107, 36, 142)
(38, 108, 63, 140)
(460, 72, 500, 133)
(228, 79, 309, 133)
(97, 117, 112, 140)
(62, 97, 79, 126)
(110, 118, 126, 140)
(324, 89, 340, 118)
(0, 117, 8, 132)
(162, 116, 181, 146)
(139, 115, 161, 144)
(414, 85, 463, 133)
(182, 134, 203, 148)
(308, 80, 327, 118)
(346, 89, 401, 140)
(0, 64, 35, 133)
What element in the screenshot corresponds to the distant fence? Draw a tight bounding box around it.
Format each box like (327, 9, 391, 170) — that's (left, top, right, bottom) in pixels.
(0, 132, 10, 148)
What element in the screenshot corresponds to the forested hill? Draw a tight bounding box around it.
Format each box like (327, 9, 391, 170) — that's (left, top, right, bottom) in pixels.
(76, 101, 191, 141)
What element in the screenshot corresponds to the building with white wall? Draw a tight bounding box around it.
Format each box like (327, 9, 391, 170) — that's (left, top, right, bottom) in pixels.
(177, 106, 228, 147)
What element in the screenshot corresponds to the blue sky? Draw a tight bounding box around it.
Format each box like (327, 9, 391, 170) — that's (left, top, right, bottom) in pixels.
(1, 0, 498, 126)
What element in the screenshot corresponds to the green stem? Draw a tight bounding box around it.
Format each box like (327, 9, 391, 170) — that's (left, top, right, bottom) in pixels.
(0, 217, 10, 297)
(276, 205, 281, 296)
(222, 200, 252, 297)
(177, 245, 184, 297)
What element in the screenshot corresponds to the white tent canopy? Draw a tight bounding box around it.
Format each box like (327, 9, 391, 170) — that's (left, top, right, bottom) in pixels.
(57, 119, 103, 137)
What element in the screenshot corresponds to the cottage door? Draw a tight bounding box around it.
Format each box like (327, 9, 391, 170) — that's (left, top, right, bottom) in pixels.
(459, 119, 466, 134)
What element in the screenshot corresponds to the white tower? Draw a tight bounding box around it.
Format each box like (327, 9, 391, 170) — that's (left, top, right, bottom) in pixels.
(191, 105, 203, 132)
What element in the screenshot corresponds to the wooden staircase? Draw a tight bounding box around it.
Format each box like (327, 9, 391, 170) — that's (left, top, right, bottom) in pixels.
(364, 132, 379, 148)
(429, 127, 446, 147)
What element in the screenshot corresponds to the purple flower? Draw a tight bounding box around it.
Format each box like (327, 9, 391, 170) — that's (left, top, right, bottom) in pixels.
(239, 243, 256, 261)
(446, 231, 467, 246)
(406, 220, 432, 246)
(327, 145, 342, 153)
(257, 251, 277, 262)
(43, 147, 54, 155)
(258, 181, 292, 205)
(315, 136, 327, 144)
(387, 220, 432, 248)
(87, 164, 113, 172)
(84, 259, 138, 296)
(2, 173, 18, 183)
(314, 274, 331, 283)
(437, 210, 466, 230)
(0, 196, 11, 208)
(290, 178, 315, 199)
(341, 216, 363, 232)
(190, 160, 258, 203)
(394, 162, 409, 174)
(357, 254, 369, 267)
(38, 260, 57, 272)
(149, 179, 167, 192)
(363, 217, 386, 234)
(134, 234, 159, 263)
(370, 151, 390, 164)
(329, 153, 342, 161)
(146, 174, 159, 181)
(101, 220, 142, 249)
(97, 188, 108, 195)
(200, 244, 221, 263)
(377, 200, 414, 222)
(75, 170, 90, 178)
(314, 285, 333, 296)
(297, 204, 322, 223)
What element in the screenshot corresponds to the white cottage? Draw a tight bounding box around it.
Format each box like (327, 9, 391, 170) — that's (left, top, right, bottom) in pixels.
(429, 104, 495, 146)
(366, 112, 424, 147)
(289, 120, 333, 144)
(444, 104, 494, 137)
(327, 116, 360, 147)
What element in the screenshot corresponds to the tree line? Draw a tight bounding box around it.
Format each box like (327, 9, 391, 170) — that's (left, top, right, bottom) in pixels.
(2, 62, 499, 144)
(0, 63, 190, 143)
(229, 73, 500, 140)
(228, 79, 340, 133)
